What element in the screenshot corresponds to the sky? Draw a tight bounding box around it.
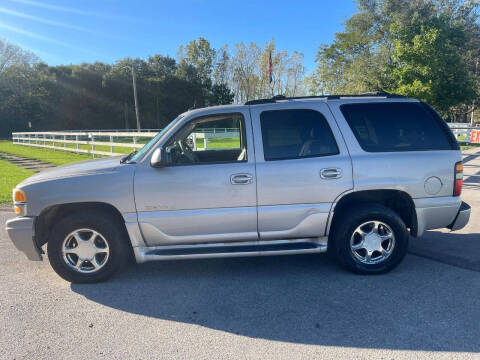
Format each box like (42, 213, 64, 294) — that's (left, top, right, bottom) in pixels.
(0, 0, 357, 73)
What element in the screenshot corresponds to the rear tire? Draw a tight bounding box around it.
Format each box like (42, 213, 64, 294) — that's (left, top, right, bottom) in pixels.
(47, 211, 129, 283)
(329, 204, 409, 274)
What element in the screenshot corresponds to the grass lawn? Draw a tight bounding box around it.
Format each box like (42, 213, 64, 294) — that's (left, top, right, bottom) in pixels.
(0, 159, 35, 205)
(0, 141, 95, 165)
(195, 137, 240, 149)
(461, 144, 480, 151)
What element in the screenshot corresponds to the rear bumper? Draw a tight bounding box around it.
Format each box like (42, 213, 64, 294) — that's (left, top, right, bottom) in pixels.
(5, 217, 42, 261)
(414, 196, 463, 237)
(447, 201, 471, 231)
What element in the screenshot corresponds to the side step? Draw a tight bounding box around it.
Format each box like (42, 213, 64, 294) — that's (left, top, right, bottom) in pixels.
(134, 239, 328, 263)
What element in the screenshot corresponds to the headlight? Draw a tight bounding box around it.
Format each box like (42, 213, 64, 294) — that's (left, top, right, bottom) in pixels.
(13, 189, 26, 203)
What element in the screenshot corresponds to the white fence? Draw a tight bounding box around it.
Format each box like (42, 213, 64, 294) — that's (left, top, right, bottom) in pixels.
(12, 130, 159, 157)
(11, 128, 240, 157)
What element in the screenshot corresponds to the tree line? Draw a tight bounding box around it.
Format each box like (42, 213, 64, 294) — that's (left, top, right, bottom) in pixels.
(0, 0, 479, 138)
(0, 37, 306, 137)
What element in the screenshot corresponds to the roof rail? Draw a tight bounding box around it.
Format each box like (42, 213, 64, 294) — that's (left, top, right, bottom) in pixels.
(244, 92, 405, 105)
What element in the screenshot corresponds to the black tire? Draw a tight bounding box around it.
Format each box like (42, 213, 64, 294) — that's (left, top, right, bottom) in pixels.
(328, 204, 409, 274)
(47, 211, 129, 283)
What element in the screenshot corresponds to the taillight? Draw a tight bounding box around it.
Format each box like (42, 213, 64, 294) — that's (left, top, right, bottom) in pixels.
(454, 161, 463, 196)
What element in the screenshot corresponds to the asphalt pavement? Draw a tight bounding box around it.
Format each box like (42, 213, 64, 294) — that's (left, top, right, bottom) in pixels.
(1, 150, 480, 359)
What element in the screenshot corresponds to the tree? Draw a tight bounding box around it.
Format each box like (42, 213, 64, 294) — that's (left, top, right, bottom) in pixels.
(230, 42, 261, 102)
(146, 55, 177, 79)
(178, 37, 216, 87)
(213, 45, 230, 85)
(308, 0, 479, 117)
(208, 83, 234, 105)
(0, 39, 38, 73)
(390, 12, 476, 113)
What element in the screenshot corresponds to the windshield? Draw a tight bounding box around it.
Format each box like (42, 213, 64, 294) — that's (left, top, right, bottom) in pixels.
(127, 115, 184, 163)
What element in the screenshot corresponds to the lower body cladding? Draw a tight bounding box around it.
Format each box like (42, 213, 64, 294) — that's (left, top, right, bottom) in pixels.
(133, 204, 330, 246)
(128, 204, 330, 263)
(414, 197, 470, 236)
(124, 213, 327, 263)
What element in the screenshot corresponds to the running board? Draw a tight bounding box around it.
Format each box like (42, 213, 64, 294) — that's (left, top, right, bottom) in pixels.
(134, 238, 328, 263)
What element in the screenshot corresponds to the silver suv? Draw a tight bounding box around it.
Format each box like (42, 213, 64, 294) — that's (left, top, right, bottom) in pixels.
(6, 93, 471, 283)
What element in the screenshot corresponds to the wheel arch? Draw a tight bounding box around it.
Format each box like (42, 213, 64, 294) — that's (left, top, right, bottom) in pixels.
(328, 189, 417, 236)
(35, 202, 129, 248)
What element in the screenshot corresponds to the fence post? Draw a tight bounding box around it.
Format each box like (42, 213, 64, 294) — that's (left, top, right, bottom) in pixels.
(76, 135, 79, 154)
(133, 136, 137, 152)
(91, 134, 95, 158)
(110, 135, 114, 154)
(64, 135, 67, 150)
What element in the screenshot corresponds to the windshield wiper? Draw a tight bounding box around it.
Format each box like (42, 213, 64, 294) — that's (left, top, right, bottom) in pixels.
(120, 150, 137, 164)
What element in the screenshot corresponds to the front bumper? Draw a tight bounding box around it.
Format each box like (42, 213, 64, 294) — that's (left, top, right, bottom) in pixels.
(447, 201, 471, 231)
(5, 216, 42, 261)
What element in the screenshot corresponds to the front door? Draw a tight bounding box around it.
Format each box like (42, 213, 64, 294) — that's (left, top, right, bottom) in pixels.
(250, 101, 353, 240)
(134, 110, 257, 246)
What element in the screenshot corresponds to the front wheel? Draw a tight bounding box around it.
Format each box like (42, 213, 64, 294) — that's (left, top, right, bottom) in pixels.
(47, 211, 129, 283)
(329, 204, 409, 274)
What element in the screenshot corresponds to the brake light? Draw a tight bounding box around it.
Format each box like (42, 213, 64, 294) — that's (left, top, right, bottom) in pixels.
(454, 162, 463, 196)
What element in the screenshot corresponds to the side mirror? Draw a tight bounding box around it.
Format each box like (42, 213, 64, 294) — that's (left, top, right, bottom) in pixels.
(150, 147, 167, 168)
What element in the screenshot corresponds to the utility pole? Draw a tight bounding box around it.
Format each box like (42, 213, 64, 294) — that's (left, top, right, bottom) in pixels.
(131, 64, 141, 130)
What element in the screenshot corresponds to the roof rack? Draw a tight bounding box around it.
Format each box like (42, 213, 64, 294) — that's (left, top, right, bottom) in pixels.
(244, 92, 406, 105)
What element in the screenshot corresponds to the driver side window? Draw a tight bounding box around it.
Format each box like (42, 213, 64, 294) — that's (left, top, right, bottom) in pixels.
(166, 113, 247, 165)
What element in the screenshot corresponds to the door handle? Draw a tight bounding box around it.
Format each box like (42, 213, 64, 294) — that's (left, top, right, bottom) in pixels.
(230, 173, 253, 185)
(320, 168, 342, 179)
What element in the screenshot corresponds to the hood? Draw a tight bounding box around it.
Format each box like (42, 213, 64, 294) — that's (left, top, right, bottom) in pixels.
(18, 156, 125, 186)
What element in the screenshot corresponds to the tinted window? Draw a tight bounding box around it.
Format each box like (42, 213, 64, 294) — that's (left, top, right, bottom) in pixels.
(260, 109, 339, 161)
(341, 102, 456, 152)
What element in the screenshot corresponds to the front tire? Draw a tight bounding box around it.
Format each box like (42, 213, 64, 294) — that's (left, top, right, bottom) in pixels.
(47, 211, 129, 283)
(329, 204, 409, 274)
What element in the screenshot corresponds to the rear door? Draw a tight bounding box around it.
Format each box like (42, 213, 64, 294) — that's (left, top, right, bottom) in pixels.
(250, 101, 353, 240)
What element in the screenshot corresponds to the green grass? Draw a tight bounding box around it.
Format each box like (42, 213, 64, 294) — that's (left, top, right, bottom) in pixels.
(195, 137, 240, 149)
(461, 143, 480, 151)
(0, 141, 94, 165)
(0, 159, 35, 205)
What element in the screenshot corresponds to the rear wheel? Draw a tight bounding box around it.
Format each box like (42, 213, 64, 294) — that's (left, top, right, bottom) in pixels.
(47, 211, 129, 283)
(329, 204, 409, 274)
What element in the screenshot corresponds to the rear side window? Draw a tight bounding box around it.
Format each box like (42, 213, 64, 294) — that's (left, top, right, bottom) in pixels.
(340, 102, 458, 152)
(260, 109, 339, 161)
